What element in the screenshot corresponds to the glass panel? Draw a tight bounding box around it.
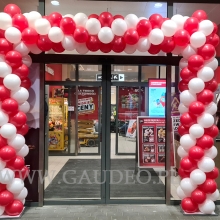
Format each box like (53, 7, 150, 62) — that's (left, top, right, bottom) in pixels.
(79, 65, 101, 81)
(141, 66, 158, 82)
(113, 65, 138, 82)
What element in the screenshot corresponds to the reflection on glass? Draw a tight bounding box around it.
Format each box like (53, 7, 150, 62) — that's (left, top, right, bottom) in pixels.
(113, 65, 138, 82)
(79, 65, 101, 81)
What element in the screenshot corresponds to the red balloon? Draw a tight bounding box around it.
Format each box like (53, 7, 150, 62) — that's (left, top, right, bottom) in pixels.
(48, 12, 62, 27)
(4, 4, 21, 17)
(99, 12, 113, 27)
(180, 157, 197, 172)
(0, 38, 13, 54)
(204, 125, 219, 138)
(86, 35, 101, 52)
(206, 167, 219, 179)
(73, 27, 89, 43)
(88, 14, 99, 19)
(188, 146, 204, 161)
(5, 50, 22, 69)
(199, 179, 217, 194)
(5, 200, 24, 216)
(112, 36, 126, 53)
(183, 17, 199, 35)
(136, 19, 152, 37)
(197, 134, 214, 150)
(22, 28, 39, 45)
(0, 29, 5, 38)
(148, 44, 161, 55)
(178, 80, 189, 92)
(100, 42, 112, 53)
(60, 17, 76, 35)
(178, 125, 189, 136)
(0, 146, 16, 162)
(205, 78, 218, 92)
(149, 14, 164, 29)
(0, 190, 14, 206)
(13, 64, 29, 80)
(188, 101, 205, 116)
(52, 42, 65, 53)
(181, 197, 198, 213)
(0, 78, 3, 85)
(197, 89, 214, 105)
(180, 112, 197, 128)
(0, 184, 6, 192)
(160, 37, 175, 53)
(37, 35, 53, 51)
(0, 85, 10, 101)
(113, 15, 124, 20)
(9, 111, 27, 127)
(124, 28, 139, 45)
(0, 136, 7, 149)
(206, 34, 219, 48)
(212, 22, 218, 35)
(12, 14, 28, 32)
(1, 98, 18, 114)
(188, 55, 204, 72)
(17, 124, 29, 136)
(178, 167, 190, 179)
(180, 67, 197, 83)
(15, 166, 30, 179)
(191, 189, 206, 204)
(7, 156, 25, 170)
(173, 29, 190, 47)
(197, 44, 215, 60)
(192, 10, 207, 22)
(21, 77, 32, 89)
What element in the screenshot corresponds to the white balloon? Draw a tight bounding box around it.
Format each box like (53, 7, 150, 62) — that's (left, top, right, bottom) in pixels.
(14, 187, 28, 200)
(34, 18, 51, 35)
(22, 55, 32, 67)
(204, 58, 218, 70)
(179, 58, 188, 69)
(161, 20, 177, 37)
(205, 102, 217, 115)
(178, 103, 189, 114)
(26, 11, 42, 28)
(74, 13, 88, 27)
(207, 189, 220, 201)
(148, 28, 164, 45)
(197, 113, 214, 128)
(190, 32, 206, 48)
(137, 37, 151, 52)
(180, 90, 197, 107)
(189, 124, 204, 138)
(180, 178, 197, 195)
(19, 101, 30, 113)
(171, 14, 185, 30)
(124, 44, 137, 54)
(14, 42, 30, 56)
(4, 27, 21, 44)
(180, 134, 196, 151)
(0, 205, 4, 215)
(76, 43, 89, 54)
(61, 35, 77, 51)
(0, 168, 15, 184)
(0, 110, 9, 126)
(48, 27, 64, 43)
(63, 14, 74, 19)
(204, 146, 218, 159)
(198, 199, 215, 214)
(0, 54, 5, 62)
(11, 87, 29, 104)
(198, 157, 215, 172)
(182, 45, 197, 59)
(6, 178, 24, 194)
(0, 62, 12, 78)
(177, 146, 188, 158)
(199, 20, 214, 36)
(0, 159, 6, 171)
(3, 74, 21, 91)
(98, 27, 114, 44)
(8, 134, 25, 151)
(177, 186, 188, 199)
(28, 44, 42, 54)
(111, 18, 127, 36)
(172, 45, 184, 55)
(188, 78, 205, 94)
(197, 67, 214, 82)
(124, 14, 139, 29)
(0, 123, 17, 139)
(190, 169, 206, 185)
(86, 18, 101, 35)
(16, 144, 29, 158)
(0, 12, 12, 30)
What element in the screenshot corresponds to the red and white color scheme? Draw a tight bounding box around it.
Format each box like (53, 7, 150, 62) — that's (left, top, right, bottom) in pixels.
(0, 3, 219, 217)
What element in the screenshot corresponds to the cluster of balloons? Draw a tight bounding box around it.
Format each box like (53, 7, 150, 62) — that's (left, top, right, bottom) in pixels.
(0, 4, 31, 217)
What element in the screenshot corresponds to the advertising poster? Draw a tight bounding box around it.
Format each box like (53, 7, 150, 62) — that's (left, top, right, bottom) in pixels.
(126, 119, 137, 139)
(148, 79, 166, 117)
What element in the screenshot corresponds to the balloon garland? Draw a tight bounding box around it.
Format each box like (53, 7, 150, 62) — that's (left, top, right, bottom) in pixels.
(0, 3, 219, 217)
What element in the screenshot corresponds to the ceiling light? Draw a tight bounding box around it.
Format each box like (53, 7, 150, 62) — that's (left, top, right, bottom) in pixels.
(51, 1, 60, 6)
(154, 3, 163, 8)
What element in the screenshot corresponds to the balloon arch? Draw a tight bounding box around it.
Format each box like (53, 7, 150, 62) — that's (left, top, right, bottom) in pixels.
(0, 3, 219, 217)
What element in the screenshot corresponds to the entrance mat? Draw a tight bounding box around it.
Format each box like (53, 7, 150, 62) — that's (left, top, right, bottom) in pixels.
(44, 159, 165, 199)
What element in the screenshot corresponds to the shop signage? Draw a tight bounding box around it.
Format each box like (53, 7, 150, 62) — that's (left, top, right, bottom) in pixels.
(96, 74, 124, 81)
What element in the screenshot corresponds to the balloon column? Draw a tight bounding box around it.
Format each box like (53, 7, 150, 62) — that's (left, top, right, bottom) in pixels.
(0, 3, 219, 217)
